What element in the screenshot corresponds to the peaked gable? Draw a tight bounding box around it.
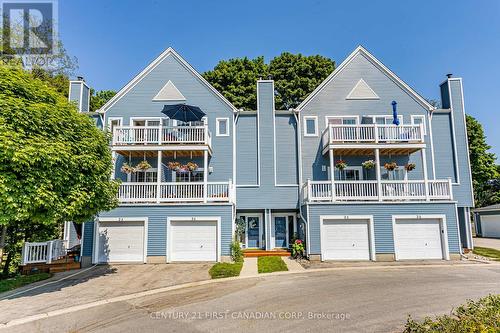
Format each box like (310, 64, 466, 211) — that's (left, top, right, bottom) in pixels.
(297, 46, 434, 111)
(346, 78, 379, 100)
(152, 80, 186, 101)
(99, 47, 236, 113)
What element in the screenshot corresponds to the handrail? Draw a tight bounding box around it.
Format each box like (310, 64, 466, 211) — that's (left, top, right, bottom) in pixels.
(112, 125, 211, 146)
(21, 239, 66, 265)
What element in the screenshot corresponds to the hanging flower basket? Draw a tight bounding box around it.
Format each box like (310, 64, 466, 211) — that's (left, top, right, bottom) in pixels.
(186, 162, 198, 171)
(384, 162, 398, 171)
(404, 163, 416, 172)
(136, 160, 152, 171)
(121, 163, 136, 174)
(335, 160, 348, 170)
(167, 161, 181, 171)
(178, 166, 189, 173)
(362, 159, 375, 169)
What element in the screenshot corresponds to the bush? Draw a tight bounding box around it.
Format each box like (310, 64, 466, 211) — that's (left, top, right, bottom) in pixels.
(230, 240, 243, 263)
(404, 294, 500, 333)
(209, 262, 243, 279)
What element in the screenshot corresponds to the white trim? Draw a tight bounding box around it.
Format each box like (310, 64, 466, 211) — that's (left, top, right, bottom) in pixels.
(337, 166, 364, 180)
(98, 47, 237, 113)
(80, 222, 85, 260)
(107, 117, 123, 132)
(319, 215, 376, 261)
(345, 78, 379, 100)
(166, 216, 221, 263)
(256, 82, 261, 186)
(152, 80, 186, 101)
(411, 115, 427, 135)
(93, 217, 149, 264)
(216, 118, 230, 137)
(237, 213, 264, 249)
(303, 116, 318, 137)
(324, 115, 360, 128)
(271, 213, 295, 249)
(392, 214, 450, 261)
(297, 46, 435, 111)
(366, 114, 404, 125)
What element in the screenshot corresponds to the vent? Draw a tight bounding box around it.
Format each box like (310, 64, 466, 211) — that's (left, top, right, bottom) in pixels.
(346, 79, 379, 100)
(153, 80, 186, 101)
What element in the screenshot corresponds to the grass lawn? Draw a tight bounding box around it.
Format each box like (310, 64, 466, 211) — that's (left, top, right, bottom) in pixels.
(473, 247, 500, 261)
(257, 256, 288, 274)
(209, 262, 243, 279)
(0, 273, 52, 293)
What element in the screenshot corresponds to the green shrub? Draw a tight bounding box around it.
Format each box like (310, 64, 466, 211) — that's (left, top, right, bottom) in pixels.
(209, 262, 243, 279)
(257, 256, 288, 274)
(230, 240, 243, 263)
(404, 294, 500, 332)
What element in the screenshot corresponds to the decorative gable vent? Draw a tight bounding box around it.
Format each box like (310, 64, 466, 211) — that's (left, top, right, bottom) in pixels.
(153, 80, 186, 101)
(346, 78, 379, 100)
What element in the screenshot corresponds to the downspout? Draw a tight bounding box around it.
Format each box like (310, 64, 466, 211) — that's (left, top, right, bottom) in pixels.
(293, 109, 310, 258)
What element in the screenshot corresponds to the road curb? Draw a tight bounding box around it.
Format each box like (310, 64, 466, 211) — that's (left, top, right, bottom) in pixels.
(0, 261, 496, 329)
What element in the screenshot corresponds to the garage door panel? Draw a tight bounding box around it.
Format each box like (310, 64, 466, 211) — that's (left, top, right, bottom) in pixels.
(322, 219, 370, 261)
(481, 215, 500, 238)
(98, 221, 145, 263)
(170, 221, 217, 262)
(394, 219, 443, 260)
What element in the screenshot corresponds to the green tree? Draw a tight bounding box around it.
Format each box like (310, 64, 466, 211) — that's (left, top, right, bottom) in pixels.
(90, 89, 117, 112)
(203, 53, 335, 110)
(0, 64, 119, 275)
(466, 114, 499, 207)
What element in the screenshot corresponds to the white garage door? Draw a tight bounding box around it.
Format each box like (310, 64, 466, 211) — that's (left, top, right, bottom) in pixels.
(170, 221, 217, 261)
(321, 219, 371, 260)
(394, 219, 443, 260)
(98, 221, 145, 263)
(481, 215, 500, 238)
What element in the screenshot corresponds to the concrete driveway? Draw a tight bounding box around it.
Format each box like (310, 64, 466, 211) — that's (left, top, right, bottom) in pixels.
(474, 237, 500, 250)
(5, 264, 500, 333)
(0, 263, 211, 325)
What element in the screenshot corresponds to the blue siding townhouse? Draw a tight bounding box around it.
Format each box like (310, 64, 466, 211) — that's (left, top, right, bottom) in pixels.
(67, 46, 474, 265)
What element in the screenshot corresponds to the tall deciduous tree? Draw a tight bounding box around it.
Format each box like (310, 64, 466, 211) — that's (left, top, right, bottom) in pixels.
(0, 64, 119, 275)
(90, 89, 117, 112)
(466, 114, 499, 207)
(203, 53, 335, 110)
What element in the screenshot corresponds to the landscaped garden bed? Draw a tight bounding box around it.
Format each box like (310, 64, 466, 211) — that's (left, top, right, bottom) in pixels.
(257, 256, 288, 274)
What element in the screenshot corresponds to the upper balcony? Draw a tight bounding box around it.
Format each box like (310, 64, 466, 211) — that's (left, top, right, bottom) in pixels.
(321, 124, 425, 155)
(112, 124, 212, 155)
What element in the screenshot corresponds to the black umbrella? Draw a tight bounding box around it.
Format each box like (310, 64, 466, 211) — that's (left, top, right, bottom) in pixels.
(161, 104, 206, 123)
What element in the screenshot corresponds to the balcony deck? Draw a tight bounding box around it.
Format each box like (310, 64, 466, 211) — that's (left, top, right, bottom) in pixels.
(321, 124, 425, 155)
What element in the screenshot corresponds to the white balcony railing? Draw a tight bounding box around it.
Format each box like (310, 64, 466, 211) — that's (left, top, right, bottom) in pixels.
(304, 179, 452, 202)
(21, 239, 66, 265)
(118, 181, 234, 204)
(322, 124, 424, 147)
(112, 125, 211, 146)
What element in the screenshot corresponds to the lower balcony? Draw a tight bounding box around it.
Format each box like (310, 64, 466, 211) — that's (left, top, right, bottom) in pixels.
(118, 181, 234, 204)
(303, 179, 453, 202)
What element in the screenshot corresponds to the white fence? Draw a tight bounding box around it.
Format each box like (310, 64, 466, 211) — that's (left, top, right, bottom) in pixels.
(112, 125, 211, 146)
(118, 181, 234, 203)
(305, 179, 452, 202)
(21, 239, 66, 265)
(322, 124, 424, 147)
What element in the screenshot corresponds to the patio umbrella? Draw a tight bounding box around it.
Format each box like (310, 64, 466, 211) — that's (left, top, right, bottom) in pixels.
(161, 104, 206, 122)
(391, 100, 400, 125)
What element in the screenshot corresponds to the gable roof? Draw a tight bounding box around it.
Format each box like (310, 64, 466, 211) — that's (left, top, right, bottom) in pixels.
(297, 45, 435, 111)
(474, 204, 500, 213)
(98, 47, 237, 113)
(152, 80, 186, 101)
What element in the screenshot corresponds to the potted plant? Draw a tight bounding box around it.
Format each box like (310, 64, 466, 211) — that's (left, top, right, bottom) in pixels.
(136, 160, 152, 171)
(405, 163, 416, 172)
(384, 162, 398, 171)
(167, 161, 181, 171)
(362, 159, 375, 169)
(186, 162, 198, 172)
(291, 239, 305, 260)
(121, 163, 136, 174)
(335, 160, 348, 170)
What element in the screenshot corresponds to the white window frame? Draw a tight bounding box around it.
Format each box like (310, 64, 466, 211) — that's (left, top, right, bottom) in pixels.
(128, 168, 158, 182)
(367, 115, 403, 125)
(411, 115, 427, 135)
(336, 166, 364, 180)
(303, 116, 318, 137)
(216, 118, 229, 136)
(325, 115, 360, 128)
(130, 117, 163, 127)
(380, 166, 407, 181)
(107, 117, 123, 133)
(172, 167, 205, 183)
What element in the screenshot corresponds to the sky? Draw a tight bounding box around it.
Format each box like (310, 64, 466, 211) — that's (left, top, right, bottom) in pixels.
(59, 0, 500, 157)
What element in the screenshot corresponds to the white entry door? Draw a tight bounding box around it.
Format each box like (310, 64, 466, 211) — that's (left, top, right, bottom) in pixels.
(98, 221, 145, 263)
(394, 218, 444, 260)
(321, 218, 371, 260)
(170, 221, 217, 261)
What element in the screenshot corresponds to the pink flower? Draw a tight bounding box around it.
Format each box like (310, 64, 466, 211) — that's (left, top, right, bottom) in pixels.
(296, 239, 302, 244)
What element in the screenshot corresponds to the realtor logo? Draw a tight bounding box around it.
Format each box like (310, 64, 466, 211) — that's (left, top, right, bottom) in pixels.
(1, 0, 57, 55)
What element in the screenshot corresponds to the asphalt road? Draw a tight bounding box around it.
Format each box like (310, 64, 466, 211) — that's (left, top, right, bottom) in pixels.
(7, 264, 500, 333)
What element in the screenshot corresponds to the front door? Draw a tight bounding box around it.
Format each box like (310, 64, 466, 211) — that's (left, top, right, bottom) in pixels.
(274, 217, 287, 248)
(247, 216, 261, 248)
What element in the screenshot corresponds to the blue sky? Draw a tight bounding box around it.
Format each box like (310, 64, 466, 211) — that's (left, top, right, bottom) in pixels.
(60, 0, 500, 158)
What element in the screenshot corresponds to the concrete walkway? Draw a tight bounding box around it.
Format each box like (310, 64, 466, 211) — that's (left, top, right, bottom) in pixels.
(240, 258, 258, 277)
(282, 257, 305, 271)
(474, 237, 500, 250)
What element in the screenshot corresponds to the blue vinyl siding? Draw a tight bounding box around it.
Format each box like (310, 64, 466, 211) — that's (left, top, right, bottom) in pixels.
(275, 114, 298, 185)
(82, 221, 95, 257)
(307, 202, 460, 255)
(81, 84, 90, 112)
(236, 114, 258, 185)
(98, 204, 233, 256)
(431, 112, 457, 182)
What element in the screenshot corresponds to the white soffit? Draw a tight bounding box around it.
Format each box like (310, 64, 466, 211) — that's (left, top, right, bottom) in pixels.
(346, 78, 379, 100)
(153, 80, 186, 101)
